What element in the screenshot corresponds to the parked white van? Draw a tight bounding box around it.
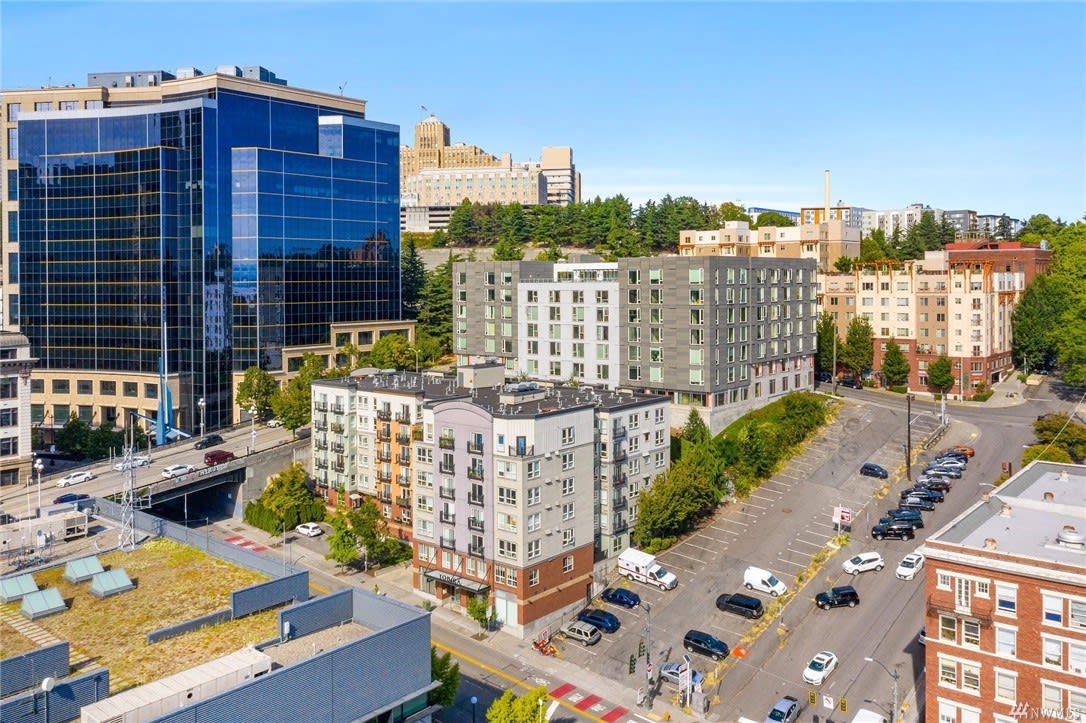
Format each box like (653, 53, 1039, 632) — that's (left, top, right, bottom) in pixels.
(743, 566, 787, 597)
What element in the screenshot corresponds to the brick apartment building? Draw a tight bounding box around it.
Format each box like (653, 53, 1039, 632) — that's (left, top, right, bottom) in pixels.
(922, 461, 1086, 722)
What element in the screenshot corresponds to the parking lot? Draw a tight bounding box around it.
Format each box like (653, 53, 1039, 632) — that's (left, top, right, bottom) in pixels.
(550, 398, 948, 703)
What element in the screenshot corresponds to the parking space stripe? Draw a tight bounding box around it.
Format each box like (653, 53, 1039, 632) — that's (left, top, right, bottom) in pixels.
(694, 533, 730, 545)
(776, 558, 808, 568)
(749, 492, 777, 502)
(678, 541, 716, 554)
(742, 501, 770, 510)
(792, 538, 825, 548)
(667, 550, 707, 564)
(718, 517, 749, 527)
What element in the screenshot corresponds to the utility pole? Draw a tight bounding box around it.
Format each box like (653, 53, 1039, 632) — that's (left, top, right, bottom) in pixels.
(831, 330, 838, 395)
(905, 394, 913, 481)
(643, 602, 654, 709)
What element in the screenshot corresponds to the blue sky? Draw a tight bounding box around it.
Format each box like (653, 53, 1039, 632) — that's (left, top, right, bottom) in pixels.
(3, 2, 1083, 220)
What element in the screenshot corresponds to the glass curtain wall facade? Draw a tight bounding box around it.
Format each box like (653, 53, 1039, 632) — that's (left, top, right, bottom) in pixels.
(15, 86, 399, 435)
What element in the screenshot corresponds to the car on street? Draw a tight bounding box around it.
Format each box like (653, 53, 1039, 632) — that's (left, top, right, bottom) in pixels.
(765, 696, 800, 723)
(815, 585, 860, 610)
(577, 608, 620, 633)
(901, 487, 944, 504)
(162, 464, 195, 478)
(683, 630, 729, 661)
(815, 371, 833, 383)
(659, 661, 705, 688)
(802, 651, 839, 686)
(204, 449, 235, 465)
(884, 508, 924, 528)
(53, 493, 90, 505)
(600, 587, 640, 609)
(871, 521, 915, 541)
(860, 462, 889, 479)
(266, 418, 283, 427)
(843, 552, 884, 575)
(925, 465, 962, 479)
(55, 471, 94, 487)
(896, 552, 926, 581)
(900, 496, 936, 512)
(840, 376, 864, 390)
(295, 522, 323, 537)
(194, 434, 225, 450)
(917, 475, 952, 492)
(113, 455, 151, 471)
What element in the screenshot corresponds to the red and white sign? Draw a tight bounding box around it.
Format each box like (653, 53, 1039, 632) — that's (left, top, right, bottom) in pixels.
(832, 507, 853, 525)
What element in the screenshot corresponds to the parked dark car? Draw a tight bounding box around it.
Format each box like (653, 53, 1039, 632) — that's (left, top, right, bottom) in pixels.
(901, 487, 944, 503)
(872, 521, 916, 541)
(900, 496, 936, 512)
(815, 371, 833, 383)
(194, 434, 225, 450)
(53, 493, 90, 505)
(917, 476, 952, 492)
(204, 449, 236, 465)
(577, 608, 620, 633)
(885, 508, 925, 528)
(716, 592, 765, 619)
(601, 587, 641, 609)
(815, 585, 860, 610)
(683, 629, 730, 661)
(840, 376, 864, 389)
(934, 450, 969, 462)
(860, 462, 889, 479)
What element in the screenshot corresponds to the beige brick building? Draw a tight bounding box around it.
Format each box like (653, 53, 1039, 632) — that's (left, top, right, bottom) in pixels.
(678, 219, 861, 272)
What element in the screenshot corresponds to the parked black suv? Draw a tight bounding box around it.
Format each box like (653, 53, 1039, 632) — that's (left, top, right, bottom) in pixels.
(900, 496, 936, 512)
(917, 476, 952, 492)
(872, 521, 915, 541)
(860, 462, 889, 479)
(901, 487, 944, 503)
(815, 585, 860, 610)
(715, 592, 765, 619)
(194, 434, 225, 450)
(683, 629, 730, 661)
(884, 508, 925, 528)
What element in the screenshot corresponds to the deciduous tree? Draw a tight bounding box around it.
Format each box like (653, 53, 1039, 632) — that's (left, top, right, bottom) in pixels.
(430, 647, 461, 707)
(367, 333, 415, 370)
(486, 686, 549, 723)
(236, 366, 278, 419)
(816, 311, 839, 373)
(927, 355, 955, 395)
(841, 316, 874, 378)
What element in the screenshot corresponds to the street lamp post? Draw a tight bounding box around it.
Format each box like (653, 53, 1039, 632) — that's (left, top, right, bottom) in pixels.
(34, 457, 44, 517)
(470, 695, 478, 723)
(905, 394, 913, 481)
(413, 347, 421, 375)
(864, 656, 899, 723)
(197, 397, 206, 439)
(249, 406, 258, 455)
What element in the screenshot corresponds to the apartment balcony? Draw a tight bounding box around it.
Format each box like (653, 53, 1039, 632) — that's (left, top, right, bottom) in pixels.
(467, 467, 484, 481)
(395, 496, 411, 508)
(314, 460, 328, 470)
(331, 404, 344, 415)
(376, 409, 392, 421)
(439, 462, 455, 475)
(314, 401, 328, 412)
(439, 486, 456, 500)
(376, 450, 392, 463)
(332, 462, 346, 473)
(610, 426, 627, 441)
(440, 537, 456, 550)
(467, 440, 484, 455)
(396, 473, 412, 486)
(439, 511, 455, 524)
(468, 492, 484, 507)
(331, 443, 345, 454)
(378, 490, 393, 504)
(612, 497, 628, 511)
(507, 444, 535, 457)
(468, 517, 484, 532)
(608, 449, 627, 464)
(314, 420, 328, 431)
(397, 454, 412, 466)
(411, 426, 423, 441)
(330, 423, 344, 434)
(395, 412, 411, 423)
(468, 544, 485, 558)
(315, 439, 328, 450)
(396, 432, 411, 445)
(376, 470, 392, 483)
(438, 436, 456, 450)
(376, 428, 391, 442)
(399, 511, 412, 524)
(612, 474, 628, 488)
(612, 520, 629, 534)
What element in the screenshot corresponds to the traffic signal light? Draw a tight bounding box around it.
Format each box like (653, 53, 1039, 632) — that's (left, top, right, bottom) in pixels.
(638, 639, 646, 658)
(808, 690, 817, 706)
(840, 697, 848, 713)
(629, 654, 637, 674)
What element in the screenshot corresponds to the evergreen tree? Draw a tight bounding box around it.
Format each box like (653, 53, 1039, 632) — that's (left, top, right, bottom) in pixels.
(681, 409, 709, 445)
(881, 339, 911, 385)
(927, 355, 955, 394)
(996, 214, 1014, 240)
(491, 232, 524, 261)
(816, 311, 839, 373)
(860, 229, 893, 261)
(535, 237, 565, 262)
(416, 251, 461, 354)
(446, 199, 476, 245)
(400, 236, 427, 319)
(938, 215, 958, 247)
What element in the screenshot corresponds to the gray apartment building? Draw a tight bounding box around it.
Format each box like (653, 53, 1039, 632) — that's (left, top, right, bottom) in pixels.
(453, 256, 819, 434)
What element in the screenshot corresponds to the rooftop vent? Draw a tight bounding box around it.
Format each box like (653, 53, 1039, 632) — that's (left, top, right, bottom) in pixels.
(1000, 503, 1013, 518)
(1043, 491, 1055, 502)
(1057, 525, 1085, 548)
(983, 538, 998, 550)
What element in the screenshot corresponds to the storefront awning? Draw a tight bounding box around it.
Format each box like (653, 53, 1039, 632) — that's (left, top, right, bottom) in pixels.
(424, 570, 489, 593)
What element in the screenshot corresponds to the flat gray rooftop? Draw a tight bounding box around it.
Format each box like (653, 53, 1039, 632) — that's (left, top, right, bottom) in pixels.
(261, 621, 371, 669)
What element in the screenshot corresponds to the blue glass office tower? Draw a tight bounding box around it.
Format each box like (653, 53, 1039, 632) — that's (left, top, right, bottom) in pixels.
(7, 69, 400, 438)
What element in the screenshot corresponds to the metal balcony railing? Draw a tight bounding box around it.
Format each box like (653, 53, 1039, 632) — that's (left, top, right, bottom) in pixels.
(439, 487, 456, 500)
(468, 493, 484, 507)
(467, 467, 484, 481)
(395, 412, 411, 423)
(330, 423, 344, 434)
(397, 454, 412, 466)
(314, 420, 328, 431)
(377, 450, 392, 463)
(378, 491, 393, 503)
(331, 443, 345, 453)
(467, 441, 484, 454)
(315, 440, 328, 450)
(439, 511, 455, 524)
(611, 427, 626, 441)
(314, 401, 328, 412)
(507, 444, 534, 457)
(609, 449, 627, 463)
(440, 537, 456, 550)
(377, 428, 391, 441)
(439, 462, 455, 475)
(376, 470, 392, 483)
(612, 497, 628, 511)
(395, 496, 411, 508)
(612, 474, 628, 487)
(376, 409, 392, 421)
(438, 436, 455, 450)
(468, 517, 484, 532)
(468, 544, 484, 558)
(396, 433, 411, 445)
(396, 474, 411, 486)
(612, 520, 629, 534)
(331, 404, 344, 414)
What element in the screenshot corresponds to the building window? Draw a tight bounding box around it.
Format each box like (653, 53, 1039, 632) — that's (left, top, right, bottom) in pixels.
(994, 670, 1016, 702)
(1043, 594, 1063, 624)
(961, 663, 980, 692)
(527, 461, 540, 479)
(100, 380, 116, 396)
(529, 569, 539, 587)
(962, 619, 980, 647)
(561, 478, 574, 496)
(1070, 599, 1086, 629)
(996, 584, 1017, 614)
(526, 539, 541, 560)
(561, 502, 574, 521)
(123, 382, 137, 397)
(995, 627, 1016, 656)
(1043, 637, 1062, 667)
(527, 486, 540, 506)
(562, 555, 574, 573)
(939, 614, 956, 642)
(52, 379, 70, 394)
(527, 513, 541, 532)
(497, 540, 517, 560)
(561, 452, 574, 470)
(975, 580, 989, 598)
(562, 528, 575, 547)
(939, 660, 957, 686)
(497, 487, 517, 505)
(560, 426, 575, 446)
(1042, 684, 1062, 711)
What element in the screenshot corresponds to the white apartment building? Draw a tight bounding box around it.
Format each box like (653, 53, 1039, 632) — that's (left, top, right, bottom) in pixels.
(0, 332, 35, 490)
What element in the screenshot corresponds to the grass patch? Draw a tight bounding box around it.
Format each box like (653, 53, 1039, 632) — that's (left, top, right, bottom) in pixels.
(0, 620, 38, 658)
(0, 538, 278, 690)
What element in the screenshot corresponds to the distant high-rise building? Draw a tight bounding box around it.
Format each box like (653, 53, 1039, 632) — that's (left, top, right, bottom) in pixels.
(861, 204, 944, 236)
(679, 220, 861, 272)
(0, 332, 35, 489)
(800, 206, 868, 228)
(399, 116, 580, 231)
(2, 66, 408, 440)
